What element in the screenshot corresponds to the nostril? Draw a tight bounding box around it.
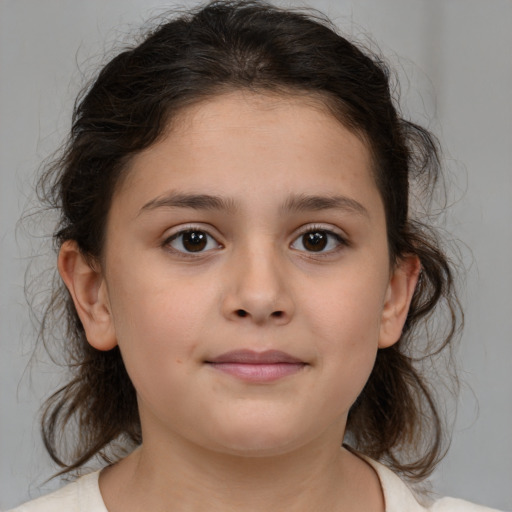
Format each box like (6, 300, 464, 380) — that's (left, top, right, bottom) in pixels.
(234, 309, 285, 319)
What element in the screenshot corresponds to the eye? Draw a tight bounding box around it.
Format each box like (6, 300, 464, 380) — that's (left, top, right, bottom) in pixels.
(166, 229, 220, 253)
(291, 228, 345, 253)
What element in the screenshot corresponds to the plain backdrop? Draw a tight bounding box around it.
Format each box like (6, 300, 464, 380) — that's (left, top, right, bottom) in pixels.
(1, 0, 511, 509)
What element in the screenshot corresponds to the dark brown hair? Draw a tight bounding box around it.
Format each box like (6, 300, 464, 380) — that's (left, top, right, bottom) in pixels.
(37, 0, 461, 480)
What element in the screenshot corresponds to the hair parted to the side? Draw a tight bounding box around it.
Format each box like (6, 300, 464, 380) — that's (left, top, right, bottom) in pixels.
(36, 0, 462, 481)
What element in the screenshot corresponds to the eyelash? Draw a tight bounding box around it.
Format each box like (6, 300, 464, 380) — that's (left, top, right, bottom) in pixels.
(291, 225, 348, 256)
(162, 224, 348, 256)
(163, 226, 222, 256)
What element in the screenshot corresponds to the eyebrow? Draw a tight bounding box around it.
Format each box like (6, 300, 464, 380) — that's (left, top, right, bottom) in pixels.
(282, 194, 369, 218)
(139, 191, 368, 218)
(140, 192, 238, 215)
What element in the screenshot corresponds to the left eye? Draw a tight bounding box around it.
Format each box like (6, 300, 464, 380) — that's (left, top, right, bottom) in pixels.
(291, 229, 344, 253)
(166, 230, 220, 253)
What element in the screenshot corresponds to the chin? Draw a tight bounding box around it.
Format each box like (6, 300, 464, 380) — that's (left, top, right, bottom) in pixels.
(213, 435, 302, 458)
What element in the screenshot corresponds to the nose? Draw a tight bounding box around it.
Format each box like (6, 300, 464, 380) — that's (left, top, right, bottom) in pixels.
(221, 244, 295, 326)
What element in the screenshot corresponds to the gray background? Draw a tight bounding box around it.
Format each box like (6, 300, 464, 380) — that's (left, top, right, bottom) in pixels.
(1, 0, 511, 509)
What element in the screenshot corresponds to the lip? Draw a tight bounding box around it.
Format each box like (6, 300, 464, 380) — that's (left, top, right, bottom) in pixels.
(205, 350, 307, 382)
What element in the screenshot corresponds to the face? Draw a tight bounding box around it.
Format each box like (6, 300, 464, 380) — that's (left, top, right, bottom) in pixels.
(69, 92, 417, 457)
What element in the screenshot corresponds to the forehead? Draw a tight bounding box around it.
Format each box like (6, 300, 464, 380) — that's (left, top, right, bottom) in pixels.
(116, 91, 381, 217)
(168, 90, 368, 155)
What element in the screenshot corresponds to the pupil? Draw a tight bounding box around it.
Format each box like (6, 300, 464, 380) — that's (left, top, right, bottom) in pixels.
(303, 231, 327, 251)
(183, 231, 207, 252)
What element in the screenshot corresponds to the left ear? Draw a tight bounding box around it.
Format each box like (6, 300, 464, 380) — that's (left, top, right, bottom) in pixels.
(378, 255, 421, 349)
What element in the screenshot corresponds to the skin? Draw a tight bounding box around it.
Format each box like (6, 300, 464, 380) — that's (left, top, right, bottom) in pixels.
(59, 91, 419, 512)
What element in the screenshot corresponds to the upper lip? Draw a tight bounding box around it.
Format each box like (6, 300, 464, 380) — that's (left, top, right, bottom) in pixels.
(206, 349, 304, 364)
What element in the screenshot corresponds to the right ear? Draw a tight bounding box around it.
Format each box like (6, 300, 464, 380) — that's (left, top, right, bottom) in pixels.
(57, 240, 117, 351)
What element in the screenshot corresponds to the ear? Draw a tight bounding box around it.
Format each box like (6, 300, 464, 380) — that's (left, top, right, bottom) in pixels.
(58, 240, 117, 351)
(378, 255, 421, 349)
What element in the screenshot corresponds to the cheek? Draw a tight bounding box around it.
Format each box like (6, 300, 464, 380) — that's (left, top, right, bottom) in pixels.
(106, 272, 213, 392)
(303, 267, 387, 399)
(305, 269, 387, 348)
(109, 260, 215, 336)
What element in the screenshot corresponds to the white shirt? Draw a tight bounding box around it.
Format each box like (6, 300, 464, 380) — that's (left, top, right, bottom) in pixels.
(9, 459, 503, 512)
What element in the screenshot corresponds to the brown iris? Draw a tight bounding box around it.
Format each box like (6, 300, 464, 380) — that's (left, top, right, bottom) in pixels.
(302, 231, 328, 252)
(182, 231, 208, 252)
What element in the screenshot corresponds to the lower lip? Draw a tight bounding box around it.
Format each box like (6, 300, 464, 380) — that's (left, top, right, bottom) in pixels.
(208, 362, 306, 382)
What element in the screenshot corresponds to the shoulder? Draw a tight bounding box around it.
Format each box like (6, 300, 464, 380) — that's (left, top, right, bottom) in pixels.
(430, 497, 505, 512)
(362, 456, 504, 512)
(7, 471, 107, 512)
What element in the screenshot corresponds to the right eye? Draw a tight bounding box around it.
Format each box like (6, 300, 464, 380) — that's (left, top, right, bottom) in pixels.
(165, 229, 221, 254)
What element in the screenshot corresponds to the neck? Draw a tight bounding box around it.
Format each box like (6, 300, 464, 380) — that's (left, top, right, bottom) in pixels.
(99, 427, 384, 512)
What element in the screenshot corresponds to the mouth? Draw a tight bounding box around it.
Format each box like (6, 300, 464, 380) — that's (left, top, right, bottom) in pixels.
(205, 349, 307, 382)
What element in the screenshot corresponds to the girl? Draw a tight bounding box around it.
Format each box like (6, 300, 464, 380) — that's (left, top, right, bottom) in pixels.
(8, 1, 504, 511)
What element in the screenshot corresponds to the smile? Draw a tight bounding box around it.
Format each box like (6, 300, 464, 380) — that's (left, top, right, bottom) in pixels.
(205, 350, 307, 382)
